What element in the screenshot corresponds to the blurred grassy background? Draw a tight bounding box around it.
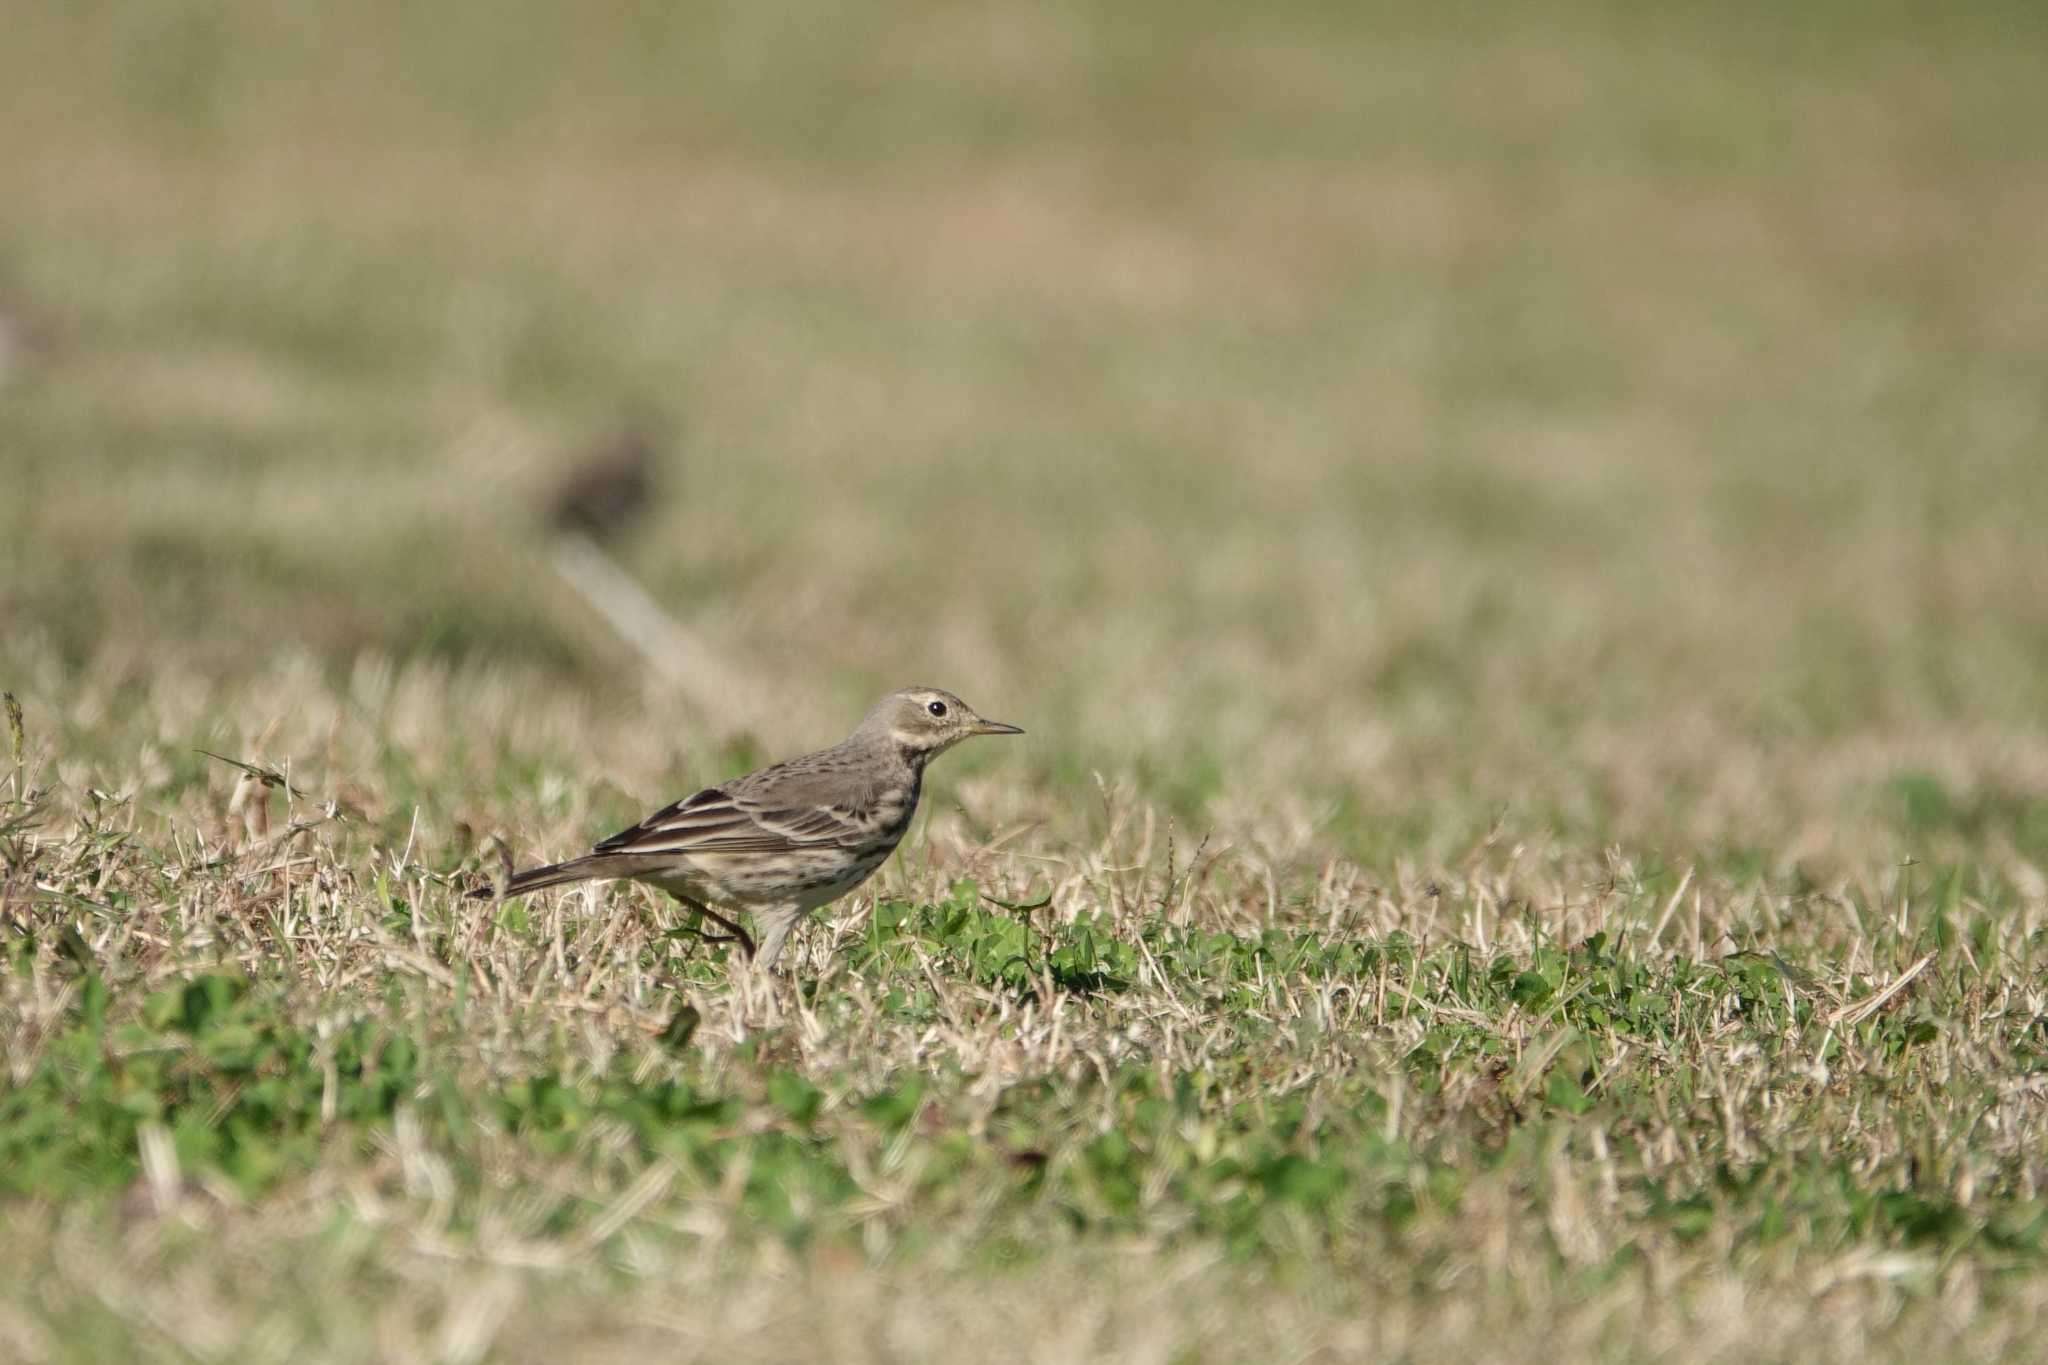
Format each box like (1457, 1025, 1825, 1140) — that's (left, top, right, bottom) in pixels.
(4, 0, 2047, 873)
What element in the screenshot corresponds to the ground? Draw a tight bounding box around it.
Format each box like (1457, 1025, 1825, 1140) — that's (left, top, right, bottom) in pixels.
(4, 2, 2048, 1360)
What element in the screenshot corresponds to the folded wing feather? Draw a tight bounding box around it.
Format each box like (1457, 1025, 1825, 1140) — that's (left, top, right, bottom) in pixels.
(593, 785, 872, 856)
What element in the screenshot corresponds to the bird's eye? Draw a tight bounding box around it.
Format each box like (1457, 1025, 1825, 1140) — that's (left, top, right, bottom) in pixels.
(927, 700, 948, 717)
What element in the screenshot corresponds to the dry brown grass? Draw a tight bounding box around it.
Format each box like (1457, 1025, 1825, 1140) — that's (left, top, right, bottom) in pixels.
(6, 654, 2048, 1359)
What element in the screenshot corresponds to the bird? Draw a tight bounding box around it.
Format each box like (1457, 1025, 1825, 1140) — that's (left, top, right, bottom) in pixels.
(473, 687, 1023, 970)
(546, 426, 655, 540)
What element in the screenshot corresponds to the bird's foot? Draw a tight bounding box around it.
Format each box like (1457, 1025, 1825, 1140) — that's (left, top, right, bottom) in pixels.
(676, 897, 758, 960)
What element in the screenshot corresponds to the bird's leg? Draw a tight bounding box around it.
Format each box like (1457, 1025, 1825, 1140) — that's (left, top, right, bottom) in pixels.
(750, 906, 807, 973)
(672, 894, 757, 960)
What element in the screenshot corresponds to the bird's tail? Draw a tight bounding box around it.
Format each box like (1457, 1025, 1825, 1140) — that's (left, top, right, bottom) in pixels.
(468, 854, 620, 901)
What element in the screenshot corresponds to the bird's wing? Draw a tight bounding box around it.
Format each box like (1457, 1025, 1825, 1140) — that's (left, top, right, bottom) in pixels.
(593, 786, 747, 853)
(592, 784, 872, 857)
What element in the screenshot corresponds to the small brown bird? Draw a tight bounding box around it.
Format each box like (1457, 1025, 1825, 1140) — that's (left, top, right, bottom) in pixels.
(475, 687, 1023, 969)
(547, 427, 655, 540)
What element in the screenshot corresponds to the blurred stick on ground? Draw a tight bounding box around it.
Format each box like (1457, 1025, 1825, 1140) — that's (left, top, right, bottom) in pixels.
(548, 530, 752, 723)
(542, 431, 756, 730)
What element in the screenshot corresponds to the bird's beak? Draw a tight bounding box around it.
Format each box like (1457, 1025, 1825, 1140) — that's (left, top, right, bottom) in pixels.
(969, 718, 1025, 736)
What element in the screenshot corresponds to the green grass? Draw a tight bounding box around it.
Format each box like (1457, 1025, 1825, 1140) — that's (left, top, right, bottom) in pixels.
(8, 744, 2048, 1361)
(5, 0, 2048, 1359)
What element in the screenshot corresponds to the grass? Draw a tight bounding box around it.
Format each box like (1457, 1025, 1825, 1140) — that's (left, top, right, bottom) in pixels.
(5, 0, 2048, 1359)
(8, 745, 2048, 1361)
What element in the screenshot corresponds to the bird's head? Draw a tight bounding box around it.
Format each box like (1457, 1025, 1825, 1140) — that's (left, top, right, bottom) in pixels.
(863, 686, 1024, 759)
